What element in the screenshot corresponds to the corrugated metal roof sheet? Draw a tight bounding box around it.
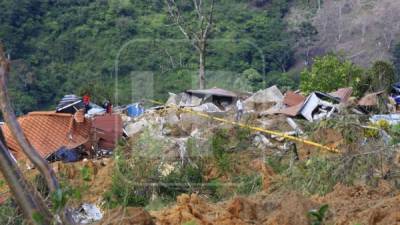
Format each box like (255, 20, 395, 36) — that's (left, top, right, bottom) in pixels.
(283, 91, 305, 107)
(278, 102, 304, 116)
(329, 87, 353, 103)
(1, 111, 91, 159)
(92, 114, 123, 150)
(358, 91, 385, 106)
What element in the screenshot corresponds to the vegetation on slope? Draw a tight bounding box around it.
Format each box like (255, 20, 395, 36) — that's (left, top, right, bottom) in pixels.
(0, 0, 299, 114)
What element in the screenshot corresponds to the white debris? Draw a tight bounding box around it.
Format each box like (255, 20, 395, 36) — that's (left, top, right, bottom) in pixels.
(179, 92, 202, 107)
(253, 133, 275, 148)
(191, 103, 222, 113)
(286, 118, 304, 135)
(159, 163, 176, 177)
(166, 92, 180, 106)
(72, 203, 103, 224)
(125, 120, 148, 137)
(245, 85, 284, 104)
(244, 86, 284, 113)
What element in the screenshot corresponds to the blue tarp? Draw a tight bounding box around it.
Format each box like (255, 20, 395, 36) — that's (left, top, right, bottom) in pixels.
(126, 103, 144, 117)
(54, 147, 80, 163)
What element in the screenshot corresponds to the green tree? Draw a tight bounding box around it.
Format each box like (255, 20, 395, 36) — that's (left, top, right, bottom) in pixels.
(243, 68, 264, 91)
(300, 54, 363, 94)
(368, 61, 396, 93)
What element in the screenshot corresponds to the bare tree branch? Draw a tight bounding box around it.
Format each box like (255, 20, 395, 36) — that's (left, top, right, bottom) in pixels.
(193, 0, 202, 19)
(165, 0, 215, 88)
(0, 44, 60, 193)
(0, 43, 75, 225)
(203, 0, 215, 39)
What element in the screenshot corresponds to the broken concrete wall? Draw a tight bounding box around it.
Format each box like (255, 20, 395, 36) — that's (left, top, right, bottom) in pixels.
(244, 86, 284, 114)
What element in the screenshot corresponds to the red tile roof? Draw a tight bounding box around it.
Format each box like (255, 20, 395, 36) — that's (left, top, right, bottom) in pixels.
(1, 111, 91, 159)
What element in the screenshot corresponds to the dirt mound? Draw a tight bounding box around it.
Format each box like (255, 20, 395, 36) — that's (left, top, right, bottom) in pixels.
(151, 183, 400, 225)
(52, 158, 114, 205)
(250, 159, 275, 191)
(151, 192, 316, 225)
(151, 193, 247, 225)
(261, 192, 316, 225)
(314, 183, 400, 225)
(101, 207, 154, 225)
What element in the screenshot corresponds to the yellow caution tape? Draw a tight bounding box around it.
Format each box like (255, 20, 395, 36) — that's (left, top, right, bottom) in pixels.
(148, 99, 340, 153)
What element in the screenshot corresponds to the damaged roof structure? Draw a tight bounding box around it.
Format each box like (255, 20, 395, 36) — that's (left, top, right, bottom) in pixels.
(1, 111, 91, 160)
(1, 109, 123, 162)
(185, 88, 238, 98)
(166, 87, 249, 111)
(92, 114, 123, 150)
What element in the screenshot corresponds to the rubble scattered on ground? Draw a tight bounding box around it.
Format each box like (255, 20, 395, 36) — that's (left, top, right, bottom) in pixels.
(3, 84, 400, 224)
(72, 203, 103, 224)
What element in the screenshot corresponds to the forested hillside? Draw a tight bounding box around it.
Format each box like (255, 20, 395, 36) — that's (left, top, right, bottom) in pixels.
(0, 0, 300, 114)
(1, 0, 400, 114)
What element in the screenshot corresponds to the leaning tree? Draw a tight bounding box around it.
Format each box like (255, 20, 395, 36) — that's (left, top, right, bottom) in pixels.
(0, 43, 74, 224)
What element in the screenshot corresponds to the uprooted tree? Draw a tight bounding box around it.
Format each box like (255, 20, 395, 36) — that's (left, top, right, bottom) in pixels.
(165, 0, 215, 89)
(0, 43, 74, 224)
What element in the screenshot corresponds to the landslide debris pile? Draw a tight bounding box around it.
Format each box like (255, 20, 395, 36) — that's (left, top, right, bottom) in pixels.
(148, 183, 400, 225)
(3, 86, 400, 225)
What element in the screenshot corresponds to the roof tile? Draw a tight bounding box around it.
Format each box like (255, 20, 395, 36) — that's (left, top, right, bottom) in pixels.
(1, 111, 91, 159)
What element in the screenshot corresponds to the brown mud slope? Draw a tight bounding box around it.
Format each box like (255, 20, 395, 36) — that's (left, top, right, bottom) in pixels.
(100, 207, 154, 225)
(151, 183, 400, 225)
(53, 158, 114, 205)
(315, 182, 400, 225)
(151, 192, 316, 225)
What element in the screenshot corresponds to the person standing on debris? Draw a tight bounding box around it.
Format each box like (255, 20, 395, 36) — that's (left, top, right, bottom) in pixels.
(104, 100, 112, 114)
(83, 93, 91, 112)
(236, 98, 244, 121)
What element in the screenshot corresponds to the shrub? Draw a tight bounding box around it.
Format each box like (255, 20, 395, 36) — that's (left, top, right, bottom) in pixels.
(0, 200, 25, 225)
(211, 129, 232, 173)
(104, 151, 158, 208)
(159, 164, 204, 200)
(389, 124, 400, 145)
(234, 175, 262, 195)
(279, 154, 381, 196)
(368, 61, 396, 93)
(105, 134, 207, 208)
(300, 54, 363, 95)
(243, 68, 265, 91)
(308, 204, 329, 225)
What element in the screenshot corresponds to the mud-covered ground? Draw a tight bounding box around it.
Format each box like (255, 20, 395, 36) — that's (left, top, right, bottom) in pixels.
(52, 157, 400, 225)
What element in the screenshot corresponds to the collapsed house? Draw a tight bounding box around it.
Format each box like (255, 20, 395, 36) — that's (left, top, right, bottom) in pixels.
(244, 85, 284, 115)
(167, 87, 249, 111)
(1, 111, 91, 161)
(1, 111, 123, 162)
(241, 87, 347, 122)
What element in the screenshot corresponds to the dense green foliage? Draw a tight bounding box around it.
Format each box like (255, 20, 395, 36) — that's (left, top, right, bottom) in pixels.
(0, 0, 298, 114)
(300, 54, 363, 94)
(368, 61, 396, 93)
